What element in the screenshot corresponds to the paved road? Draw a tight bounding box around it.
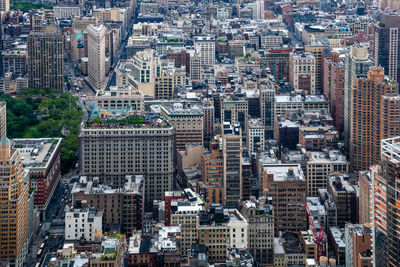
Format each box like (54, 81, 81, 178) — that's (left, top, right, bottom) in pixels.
(24, 172, 75, 267)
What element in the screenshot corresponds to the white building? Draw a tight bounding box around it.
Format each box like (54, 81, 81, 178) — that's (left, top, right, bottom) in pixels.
(65, 204, 103, 242)
(289, 51, 316, 95)
(87, 24, 106, 91)
(247, 118, 265, 155)
(194, 36, 216, 67)
(227, 209, 249, 249)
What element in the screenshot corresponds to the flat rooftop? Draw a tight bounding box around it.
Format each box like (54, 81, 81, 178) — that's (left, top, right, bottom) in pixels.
(160, 104, 203, 116)
(263, 164, 305, 182)
(13, 138, 62, 169)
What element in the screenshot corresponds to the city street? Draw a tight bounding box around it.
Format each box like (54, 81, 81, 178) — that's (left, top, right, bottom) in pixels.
(24, 172, 76, 267)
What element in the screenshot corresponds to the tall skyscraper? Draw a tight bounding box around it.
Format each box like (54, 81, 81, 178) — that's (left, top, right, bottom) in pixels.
(27, 12, 64, 92)
(0, 137, 29, 267)
(380, 137, 400, 267)
(222, 123, 242, 207)
(374, 13, 400, 82)
(87, 24, 106, 91)
(0, 0, 9, 11)
(344, 46, 372, 148)
(349, 66, 400, 172)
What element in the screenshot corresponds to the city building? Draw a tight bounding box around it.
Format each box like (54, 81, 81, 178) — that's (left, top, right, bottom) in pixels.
(27, 12, 64, 91)
(92, 85, 144, 112)
(221, 96, 248, 129)
(71, 175, 144, 235)
(262, 164, 307, 233)
(13, 138, 62, 217)
(305, 45, 331, 94)
(154, 75, 174, 99)
(323, 51, 345, 131)
(274, 233, 306, 266)
(79, 111, 175, 210)
(358, 171, 372, 224)
(0, 0, 9, 11)
(259, 88, 275, 138)
(349, 67, 400, 172)
(197, 208, 248, 263)
(380, 137, 400, 267)
(260, 48, 292, 81)
(194, 36, 215, 67)
(0, 137, 29, 267)
(374, 13, 400, 83)
(160, 104, 204, 150)
(203, 105, 215, 145)
(222, 123, 242, 206)
(65, 202, 103, 242)
(306, 150, 348, 197)
(289, 51, 316, 94)
(199, 143, 224, 205)
(240, 198, 274, 266)
(246, 118, 264, 155)
(87, 24, 106, 91)
(328, 176, 357, 227)
(343, 46, 373, 148)
(345, 224, 373, 267)
(89, 236, 126, 267)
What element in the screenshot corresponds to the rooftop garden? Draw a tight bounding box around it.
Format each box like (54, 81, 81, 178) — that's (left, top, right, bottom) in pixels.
(85, 116, 171, 129)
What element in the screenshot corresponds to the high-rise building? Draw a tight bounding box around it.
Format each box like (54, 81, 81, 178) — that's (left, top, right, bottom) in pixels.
(306, 151, 349, 197)
(323, 52, 345, 131)
(246, 118, 264, 155)
(261, 164, 306, 233)
(260, 48, 292, 81)
(221, 96, 248, 130)
(259, 87, 275, 138)
(289, 51, 316, 94)
(194, 36, 215, 67)
(87, 24, 106, 91)
(160, 104, 204, 150)
(222, 123, 242, 206)
(380, 137, 400, 267)
(374, 13, 400, 83)
(305, 45, 331, 94)
(240, 198, 274, 266)
(328, 176, 357, 228)
(27, 14, 64, 92)
(130, 49, 161, 97)
(0, 137, 29, 267)
(79, 111, 175, 210)
(198, 143, 224, 205)
(0, 102, 6, 139)
(203, 105, 214, 145)
(72, 175, 144, 235)
(13, 138, 62, 218)
(155, 75, 174, 99)
(349, 67, 400, 172)
(343, 46, 373, 148)
(358, 171, 372, 225)
(189, 52, 201, 82)
(0, 0, 9, 11)
(345, 224, 373, 267)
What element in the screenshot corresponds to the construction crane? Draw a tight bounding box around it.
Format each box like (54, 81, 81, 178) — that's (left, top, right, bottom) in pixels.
(305, 203, 327, 261)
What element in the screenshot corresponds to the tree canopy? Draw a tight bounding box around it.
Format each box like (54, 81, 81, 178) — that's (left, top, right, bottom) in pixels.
(2, 88, 83, 173)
